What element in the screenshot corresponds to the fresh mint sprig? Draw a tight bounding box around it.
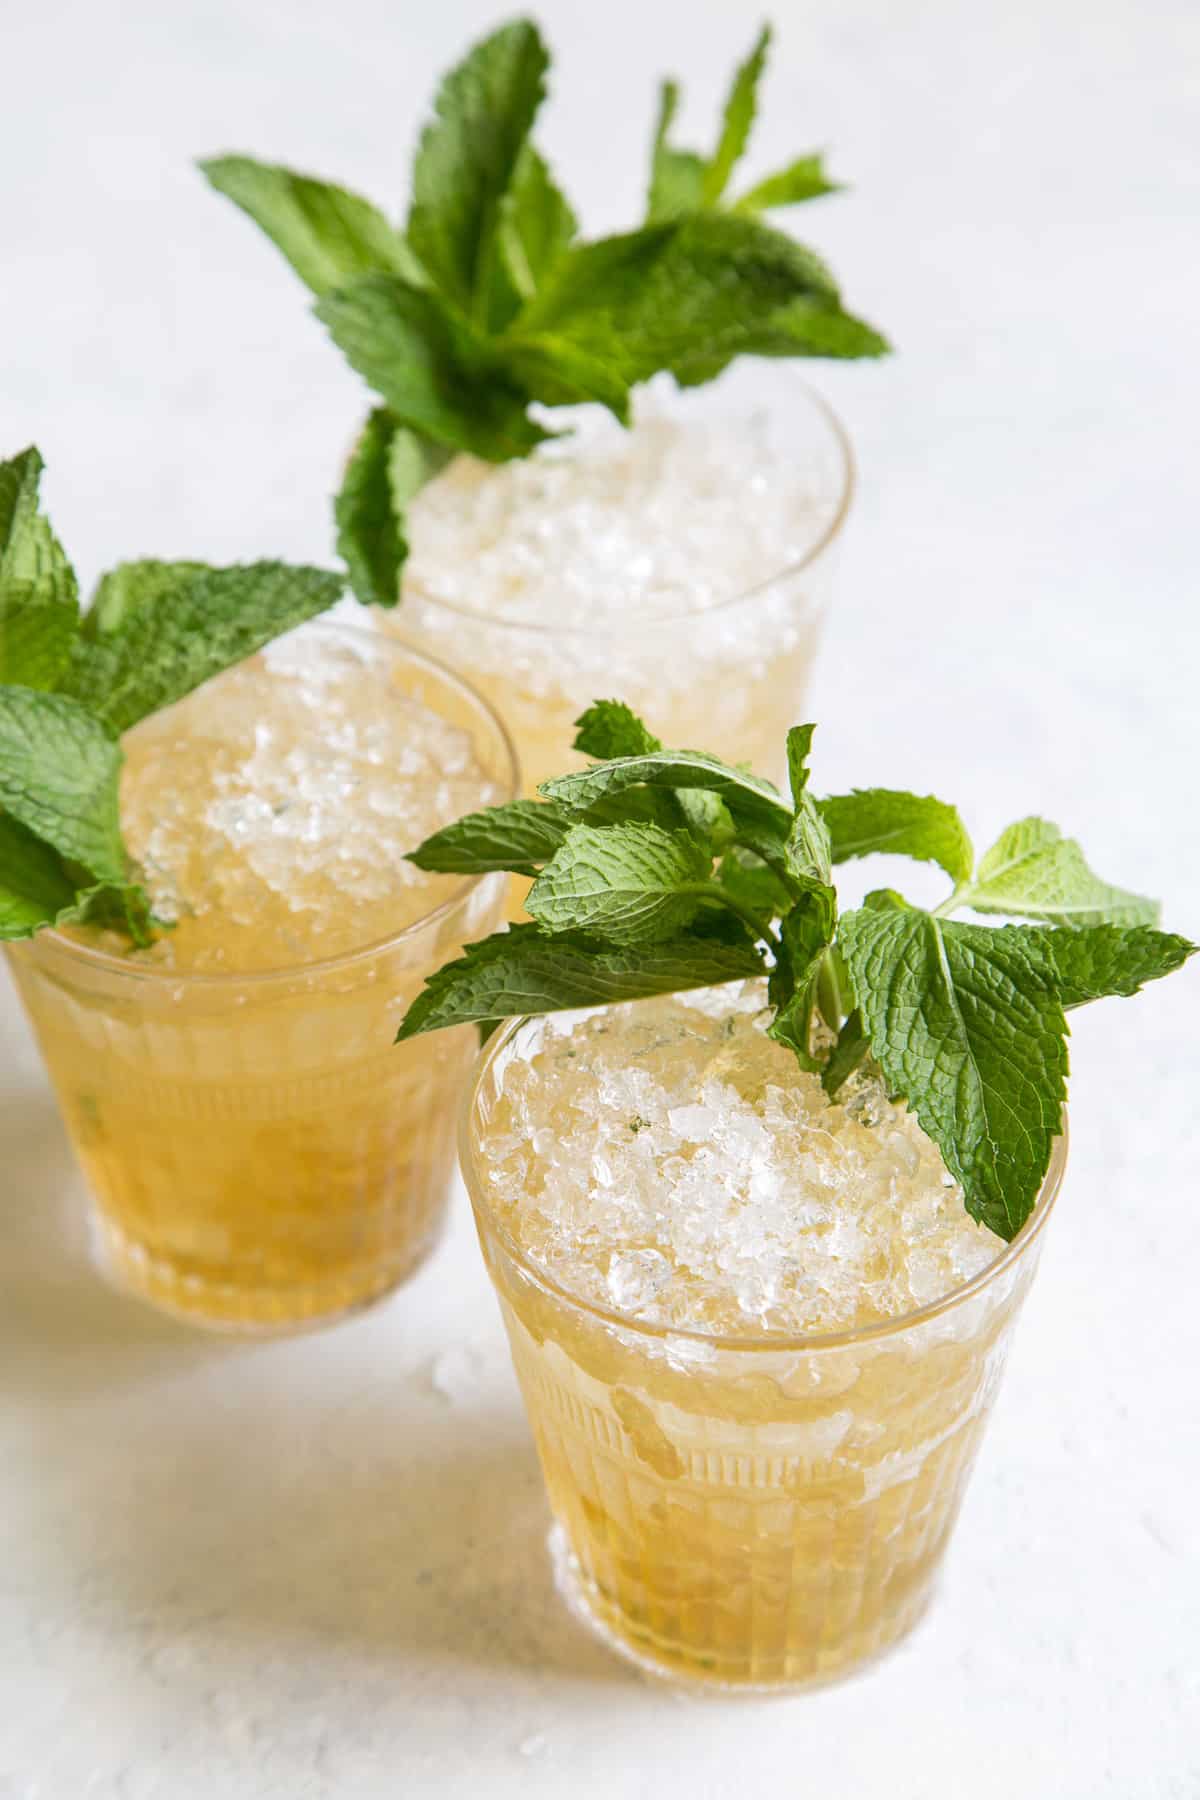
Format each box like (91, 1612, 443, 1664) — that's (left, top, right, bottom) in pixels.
(397, 700, 1195, 1242)
(647, 24, 840, 221)
(201, 17, 888, 609)
(0, 447, 345, 945)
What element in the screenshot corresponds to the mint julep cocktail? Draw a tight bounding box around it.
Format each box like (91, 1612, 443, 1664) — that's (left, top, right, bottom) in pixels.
(204, 20, 881, 789)
(400, 701, 1194, 1687)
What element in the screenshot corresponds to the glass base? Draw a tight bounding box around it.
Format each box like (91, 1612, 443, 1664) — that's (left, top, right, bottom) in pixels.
(91, 1212, 444, 1337)
(547, 1524, 934, 1696)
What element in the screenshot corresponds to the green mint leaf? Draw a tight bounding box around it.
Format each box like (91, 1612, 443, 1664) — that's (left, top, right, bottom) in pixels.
(573, 700, 662, 760)
(63, 560, 344, 733)
(841, 905, 1067, 1240)
(70, 879, 158, 948)
(335, 409, 404, 609)
(820, 789, 974, 886)
(708, 299, 891, 365)
(82, 559, 209, 639)
(0, 687, 126, 882)
(0, 810, 80, 938)
(315, 275, 548, 459)
(199, 155, 422, 295)
(407, 19, 549, 316)
(964, 816, 1158, 927)
(647, 81, 707, 220)
(785, 722, 816, 807)
(0, 808, 154, 944)
(717, 845, 794, 920)
(408, 798, 574, 878)
(516, 214, 862, 385)
(734, 155, 841, 213)
(334, 411, 451, 608)
(766, 993, 821, 1070)
(781, 724, 833, 888)
(397, 921, 765, 1040)
(1011, 922, 1196, 1008)
(495, 336, 633, 423)
(527, 821, 713, 943)
(702, 25, 771, 204)
(489, 144, 578, 326)
(0, 447, 80, 690)
(768, 884, 837, 1023)
(822, 1008, 870, 1097)
(542, 746, 793, 837)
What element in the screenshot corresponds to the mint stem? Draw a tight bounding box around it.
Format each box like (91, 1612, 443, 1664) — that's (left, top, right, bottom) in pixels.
(694, 883, 780, 953)
(815, 949, 843, 1032)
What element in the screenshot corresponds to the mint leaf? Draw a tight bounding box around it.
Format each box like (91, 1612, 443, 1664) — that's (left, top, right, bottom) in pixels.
(63, 560, 344, 732)
(489, 144, 577, 326)
(647, 82, 707, 221)
(334, 411, 451, 608)
(409, 798, 574, 878)
(199, 155, 422, 295)
(702, 25, 771, 204)
(822, 1008, 870, 1096)
(315, 275, 548, 459)
(0, 687, 125, 881)
(335, 410, 404, 609)
(397, 921, 765, 1040)
(527, 821, 712, 943)
(542, 746, 792, 836)
(735, 155, 840, 213)
(0, 447, 80, 690)
(717, 845, 792, 920)
(785, 722, 816, 808)
(841, 905, 1067, 1239)
(407, 19, 549, 316)
(574, 700, 662, 760)
(516, 213, 858, 385)
(782, 724, 833, 887)
(0, 811, 80, 937)
(496, 337, 632, 422)
(820, 789, 974, 885)
(1015, 922, 1196, 1008)
(0, 810, 153, 943)
(766, 993, 820, 1068)
(768, 883, 837, 1035)
(83, 559, 209, 638)
(964, 817, 1158, 927)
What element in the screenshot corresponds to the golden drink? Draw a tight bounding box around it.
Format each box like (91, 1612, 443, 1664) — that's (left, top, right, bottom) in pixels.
(9, 626, 516, 1331)
(462, 990, 1063, 1689)
(395, 376, 852, 794)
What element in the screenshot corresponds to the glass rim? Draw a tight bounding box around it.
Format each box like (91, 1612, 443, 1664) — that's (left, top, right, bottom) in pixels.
(404, 380, 855, 639)
(24, 619, 521, 990)
(460, 1012, 1067, 1355)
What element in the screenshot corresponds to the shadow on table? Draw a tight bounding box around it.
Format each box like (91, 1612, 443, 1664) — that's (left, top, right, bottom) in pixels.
(3, 1091, 622, 1691)
(34, 1408, 622, 1691)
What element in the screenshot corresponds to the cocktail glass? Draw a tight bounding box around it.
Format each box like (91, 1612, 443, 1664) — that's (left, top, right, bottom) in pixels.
(7, 627, 517, 1333)
(461, 1014, 1065, 1691)
(395, 368, 853, 794)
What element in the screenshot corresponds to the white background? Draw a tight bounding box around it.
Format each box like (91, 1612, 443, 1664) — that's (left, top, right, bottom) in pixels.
(2, 1, 1198, 1794)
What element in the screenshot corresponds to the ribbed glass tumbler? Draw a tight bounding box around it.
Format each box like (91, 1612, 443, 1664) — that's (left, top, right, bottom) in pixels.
(7, 639, 516, 1334)
(462, 1028, 1065, 1692)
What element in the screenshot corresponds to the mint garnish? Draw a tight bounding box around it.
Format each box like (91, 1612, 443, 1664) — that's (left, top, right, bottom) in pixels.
(398, 703, 1195, 1241)
(0, 447, 344, 945)
(0, 447, 80, 691)
(201, 16, 889, 606)
(647, 23, 837, 221)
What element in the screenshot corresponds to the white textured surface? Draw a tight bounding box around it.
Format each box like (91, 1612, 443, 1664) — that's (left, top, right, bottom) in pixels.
(2, 0, 1198, 1794)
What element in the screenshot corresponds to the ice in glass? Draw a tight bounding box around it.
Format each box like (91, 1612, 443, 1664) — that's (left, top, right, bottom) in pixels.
(8, 624, 516, 1331)
(462, 986, 1062, 1689)
(395, 370, 851, 794)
